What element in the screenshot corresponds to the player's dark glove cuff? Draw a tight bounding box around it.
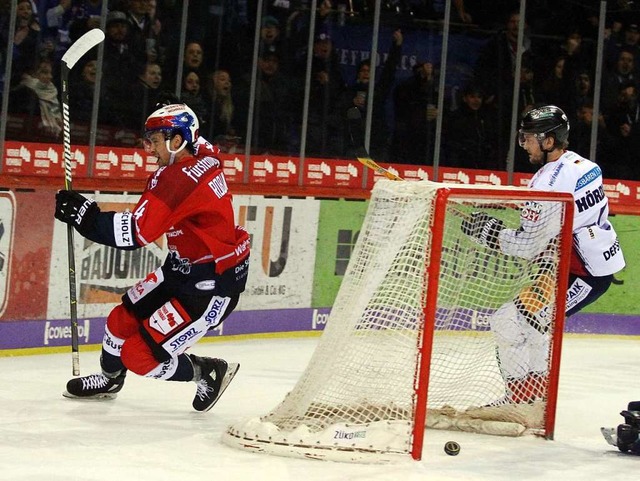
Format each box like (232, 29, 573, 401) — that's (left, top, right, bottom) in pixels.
(461, 211, 505, 250)
(55, 190, 100, 237)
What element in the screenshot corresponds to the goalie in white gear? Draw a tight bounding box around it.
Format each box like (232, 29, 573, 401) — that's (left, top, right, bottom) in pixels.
(462, 105, 625, 404)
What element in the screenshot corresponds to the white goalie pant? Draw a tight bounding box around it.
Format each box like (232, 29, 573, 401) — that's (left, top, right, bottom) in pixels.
(489, 301, 549, 380)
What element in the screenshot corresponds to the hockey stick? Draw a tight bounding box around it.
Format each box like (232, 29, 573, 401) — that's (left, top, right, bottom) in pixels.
(60, 28, 105, 376)
(356, 151, 404, 181)
(347, 106, 402, 181)
(356, 150, 472, 221)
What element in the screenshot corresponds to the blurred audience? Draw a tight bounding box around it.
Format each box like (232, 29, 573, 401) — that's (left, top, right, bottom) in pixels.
(170, 40, 205, 92)
(538, 54, 567, 108)
(184, 40, 205, 74)
(517, 53, 538, 116)
(123, 0, 161, 65)
(43, 0, 103, 62)
(9, 57, 63, 139)
(443, 84, 498, 169)
(605, 20, 640, 70)
(601, 47, 638, 114)
(603, 80, 640, 180)
(236, 50, 299, 154)
(69, 54, 97, 123)
(570, 102, 615, 176)
(2, 2, 640, 181)
(206, 69, 240, 151)
(67, 53, 98, 143)
(101, 10, 138, 93)
(302, 30, 346, 158)
(391, 60, 440, 165)
(544, 26, 593, 88)
(474, 8, 531, 169)
(566, 70, 594, 124)
(181, 69, 209, 131)
(341, 29, 403, 161)
(123, 61, 163, 131)
(12, 0, 41, 85)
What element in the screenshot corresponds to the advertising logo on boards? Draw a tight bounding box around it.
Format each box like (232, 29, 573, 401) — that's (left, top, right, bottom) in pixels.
(0, 192, 15, 317)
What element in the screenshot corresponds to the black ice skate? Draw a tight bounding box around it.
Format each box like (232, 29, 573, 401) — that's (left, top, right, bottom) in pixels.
(63, 372, 126, 400)
(190, 355, 239, 412)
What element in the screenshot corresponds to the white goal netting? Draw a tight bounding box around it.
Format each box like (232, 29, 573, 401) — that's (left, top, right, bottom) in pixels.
(223, 180, 572, 462)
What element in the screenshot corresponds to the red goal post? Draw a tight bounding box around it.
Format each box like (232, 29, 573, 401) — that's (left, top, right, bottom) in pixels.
(223, 180, 575, 463)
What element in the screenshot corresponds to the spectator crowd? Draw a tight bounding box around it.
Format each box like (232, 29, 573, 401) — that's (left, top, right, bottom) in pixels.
(1, 0, 640, 181)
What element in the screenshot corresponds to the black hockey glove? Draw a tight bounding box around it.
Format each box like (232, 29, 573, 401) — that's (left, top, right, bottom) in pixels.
(617, 409, 640, 453)
(460, 212, 505, 250)
(55, 190, 100, 238)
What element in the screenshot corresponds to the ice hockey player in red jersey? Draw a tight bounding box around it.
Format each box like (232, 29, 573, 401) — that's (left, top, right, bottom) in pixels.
(55, 104, 250, 412)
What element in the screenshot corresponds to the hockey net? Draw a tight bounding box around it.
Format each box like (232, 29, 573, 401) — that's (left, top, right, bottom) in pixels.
(223, 180, 574, 462)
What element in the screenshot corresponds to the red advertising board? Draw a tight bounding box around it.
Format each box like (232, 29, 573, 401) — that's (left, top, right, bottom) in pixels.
(438, 167, 508, 185)
(2, 140, 639, 214)
(303, 157, 366, 188)
(249, 154, 299, 185)
(602, 179, 635, 207)
(217, 153, 246, 184)
(3, 141, 89, 177)
(92, 146, 157, 179)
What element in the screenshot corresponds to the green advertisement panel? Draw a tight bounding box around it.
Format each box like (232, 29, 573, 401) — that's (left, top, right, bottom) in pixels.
(313, 200, 639, 315)
(584, 215, 639, 315)
(312, 199, 368, 307)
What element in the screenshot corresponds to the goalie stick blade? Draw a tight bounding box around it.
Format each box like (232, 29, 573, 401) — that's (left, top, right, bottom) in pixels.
(601, 427, 618, 447)
(61, 28, 105, 70)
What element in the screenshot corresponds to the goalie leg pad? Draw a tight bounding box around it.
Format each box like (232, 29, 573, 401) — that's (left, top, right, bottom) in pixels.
(525, 325, 550, 375)
(490, 301, 550, 381)
(489, 302, 526, 345)
(490, 302, 530, 379)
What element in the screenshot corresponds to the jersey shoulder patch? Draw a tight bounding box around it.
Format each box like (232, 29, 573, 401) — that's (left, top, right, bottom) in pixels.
(574, 165, 602, 192)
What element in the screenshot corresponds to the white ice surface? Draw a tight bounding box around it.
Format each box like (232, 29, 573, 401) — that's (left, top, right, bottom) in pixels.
(1, 335, 639, 481)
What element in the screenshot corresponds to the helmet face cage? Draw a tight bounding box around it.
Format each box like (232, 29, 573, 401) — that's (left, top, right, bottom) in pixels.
(143, 104, 199, 154)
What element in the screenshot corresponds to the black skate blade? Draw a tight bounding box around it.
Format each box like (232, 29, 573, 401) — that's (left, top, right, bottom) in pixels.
(62, 390, 118, 401)
(200, 362, 240, 413)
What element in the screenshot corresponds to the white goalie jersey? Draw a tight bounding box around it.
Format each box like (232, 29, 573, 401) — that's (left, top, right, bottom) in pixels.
(516, 150, 625, 277)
